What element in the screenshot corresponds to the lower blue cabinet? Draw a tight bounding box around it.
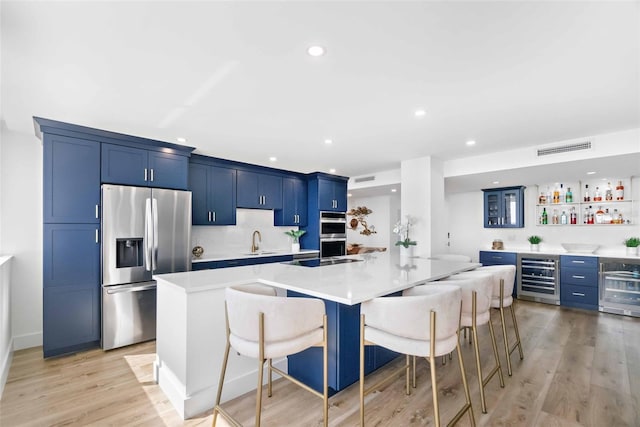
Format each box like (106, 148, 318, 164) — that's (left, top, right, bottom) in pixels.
(560, 255, 598, 310)
(43, 223, 100, 357)
(287, 291, 399, 395)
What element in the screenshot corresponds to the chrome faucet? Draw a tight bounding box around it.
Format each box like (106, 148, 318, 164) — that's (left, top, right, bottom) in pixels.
(251, 230, 262, 253)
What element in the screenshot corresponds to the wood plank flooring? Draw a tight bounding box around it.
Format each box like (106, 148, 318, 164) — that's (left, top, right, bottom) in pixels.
(1, 300, 639, 426)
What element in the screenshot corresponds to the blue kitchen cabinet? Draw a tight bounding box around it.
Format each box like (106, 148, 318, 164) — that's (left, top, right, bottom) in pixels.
(275, 177, 308, 226)
(482, 186, 525, 228)
(560, 255, 599, 310)
(101, 143, 188, 190)
(189, 162, 237, 225)
(479, 251, 518, 297)
(43, 134, 100, 224)
(318, 177, 347, 212)
(236, 170, 282, 209)
(286, 290, 399, 395)
(43, 223, 100, 357)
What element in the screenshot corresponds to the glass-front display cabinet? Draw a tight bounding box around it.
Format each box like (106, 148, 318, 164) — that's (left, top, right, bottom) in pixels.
(482, 186, 525, 228)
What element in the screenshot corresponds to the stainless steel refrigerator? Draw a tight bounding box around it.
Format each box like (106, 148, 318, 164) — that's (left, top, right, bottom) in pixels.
(101, 184, 191, 350)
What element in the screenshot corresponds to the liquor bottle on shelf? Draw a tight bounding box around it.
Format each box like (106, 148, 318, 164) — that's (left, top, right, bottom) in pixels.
(587, 206, 595, 224)
(605, 182, 613, 201)
(546, 186, 552, 205)
(595, 206, 605, 224)
(570, 207, 577, 224)
(539, 192, 547, 205)
(604, 208, 612, 224)
(560, 211, 567, 224)
(552, 209, 559, 224)
(594, 187, 602, 202)
(616, 181, 625, 200)
(553, 184, 560, 204)
(566, 187, 573, 203)
(559, 183, 565, 203)
(616, 210, 624, 224)
(541, 207, 548, 225)
(584, 184, 590, 202)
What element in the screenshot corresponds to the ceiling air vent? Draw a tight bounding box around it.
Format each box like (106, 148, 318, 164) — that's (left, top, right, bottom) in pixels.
(537, 141, 592, 156)
(354, 175, 376, 183)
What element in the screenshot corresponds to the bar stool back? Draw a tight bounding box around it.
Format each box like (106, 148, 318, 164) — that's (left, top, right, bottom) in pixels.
(213, 283, 328, 427)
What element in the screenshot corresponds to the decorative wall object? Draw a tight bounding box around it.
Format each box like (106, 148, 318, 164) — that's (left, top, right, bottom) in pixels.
(347, 206, 377, 236)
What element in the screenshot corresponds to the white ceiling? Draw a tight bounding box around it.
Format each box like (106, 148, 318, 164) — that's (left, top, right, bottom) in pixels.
(2, 1, 639, 179)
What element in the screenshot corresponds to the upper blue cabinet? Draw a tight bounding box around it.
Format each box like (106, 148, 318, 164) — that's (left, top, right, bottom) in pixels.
(482, 186, 525, 228)
(275, 177, 308, 226)
(236, 170, 283, 210)
(318, 177, 348, 212)
(189, 161, 237, 225)
(43, 134, 101, 224)
(101, 143, 188, 190)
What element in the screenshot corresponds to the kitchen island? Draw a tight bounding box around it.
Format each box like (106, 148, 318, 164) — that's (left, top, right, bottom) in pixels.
(153, 253, 479, 419)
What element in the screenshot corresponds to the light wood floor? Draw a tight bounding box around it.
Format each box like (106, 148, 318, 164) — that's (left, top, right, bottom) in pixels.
(1, 300, 639, 426)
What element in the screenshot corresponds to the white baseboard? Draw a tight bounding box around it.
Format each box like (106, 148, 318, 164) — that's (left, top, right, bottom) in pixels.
(13, 332, 42, 350)
(158, 357, 288, 420)
(0, 337, 14, 400)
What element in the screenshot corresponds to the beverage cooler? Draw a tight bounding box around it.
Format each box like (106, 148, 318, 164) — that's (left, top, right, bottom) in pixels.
(517, 253, 560, 305)
(599, 258, 640, 317)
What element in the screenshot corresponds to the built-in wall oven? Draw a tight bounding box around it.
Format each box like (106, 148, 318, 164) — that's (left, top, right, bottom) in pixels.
(320, 211, 346, 257)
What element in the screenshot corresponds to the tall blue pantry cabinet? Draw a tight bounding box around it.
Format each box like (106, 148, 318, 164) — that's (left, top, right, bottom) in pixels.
(41, 132, 101, 357)
(35, 117, 194, 358)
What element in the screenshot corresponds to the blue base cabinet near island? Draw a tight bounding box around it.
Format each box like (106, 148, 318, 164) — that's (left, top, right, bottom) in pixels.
(560, 255, 599, 310)
(287, 290, 399, 395)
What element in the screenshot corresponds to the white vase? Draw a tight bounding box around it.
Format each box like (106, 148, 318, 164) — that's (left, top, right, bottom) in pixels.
(530, 243, 539, 252)
(291, 242, 300, 253)
(626, 246, 638, 257)
(399, 246, 414, 264)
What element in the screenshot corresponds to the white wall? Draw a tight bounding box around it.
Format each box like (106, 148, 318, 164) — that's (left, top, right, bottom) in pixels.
(446, 177, 640, 262)
(191, 209, 298, 257)
(0, 129, 43, 350)
(347, 194, 400, 253)
(0, 257, 13, 399)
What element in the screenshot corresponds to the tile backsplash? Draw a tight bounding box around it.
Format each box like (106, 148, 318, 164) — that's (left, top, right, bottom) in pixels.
(191, 209, 298, 255)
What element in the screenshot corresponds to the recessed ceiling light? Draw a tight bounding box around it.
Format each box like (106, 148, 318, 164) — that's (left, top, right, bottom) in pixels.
(329, 168, 336, 174)
(324, 139, 333, 145)
(347, 193, 353, 197)
(493, 181, 500, 184)
(414, 109, 426, 117)
(307, 45, 325, 57)
(587, 171, 596, 175)
(176, 137, 187, 143)
(269, 156, 277, 162)
(466, 140, 476, 146)
(391, 188, 397, 193)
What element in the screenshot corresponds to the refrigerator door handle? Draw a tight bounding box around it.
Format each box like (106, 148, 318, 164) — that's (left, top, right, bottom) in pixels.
(152, 198, 159, 271)
(144, 198, 153, 271)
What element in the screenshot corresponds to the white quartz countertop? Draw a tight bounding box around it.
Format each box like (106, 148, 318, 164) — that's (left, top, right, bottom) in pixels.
(482, 248, 640, 259)
(191, 249, 319, 263)
(155, 252, 480, 305)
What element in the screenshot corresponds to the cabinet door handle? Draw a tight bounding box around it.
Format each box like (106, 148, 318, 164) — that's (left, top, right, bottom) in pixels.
(95, 229, 99, 243)
(572, 260, 585, 264)
(144, 168, 148, 181)
(208, 211, 212, 222)
(150, 168, 154, 182)
(572, 275, 585, 279)
(572, 292, 585, 297)
(95, 204, 99, 219)
(212, 211, 216, 222)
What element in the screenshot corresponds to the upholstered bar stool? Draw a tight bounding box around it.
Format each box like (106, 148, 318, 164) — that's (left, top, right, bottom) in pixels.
(436, 276, 505, 413)
(450, 266, 523, 376)
(360, 284, 475, 427)
(213, 283, 328, 427)
(430, 254, 473, 262)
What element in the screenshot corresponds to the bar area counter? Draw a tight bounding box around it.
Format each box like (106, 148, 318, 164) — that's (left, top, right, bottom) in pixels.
(153, 253, 479, 419)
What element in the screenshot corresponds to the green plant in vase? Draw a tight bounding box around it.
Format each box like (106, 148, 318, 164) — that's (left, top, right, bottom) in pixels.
(624, 237, 640, 256)
(285, 229, 306, 253)
(527, 235, 542, 251)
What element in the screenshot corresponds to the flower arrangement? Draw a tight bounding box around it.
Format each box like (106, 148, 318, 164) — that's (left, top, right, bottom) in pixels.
(527, 235, 542, 244)
(393, 217, 417, 248)
(624, 237, 640, 248)
(284, 229, 306, 243)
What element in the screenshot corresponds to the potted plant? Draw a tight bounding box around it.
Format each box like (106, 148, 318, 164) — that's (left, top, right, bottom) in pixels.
(285, 229, 306, 253)
(624, 237, 640, 256)
(393, 217, 417, 261)
(527, 235, 542, 252)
